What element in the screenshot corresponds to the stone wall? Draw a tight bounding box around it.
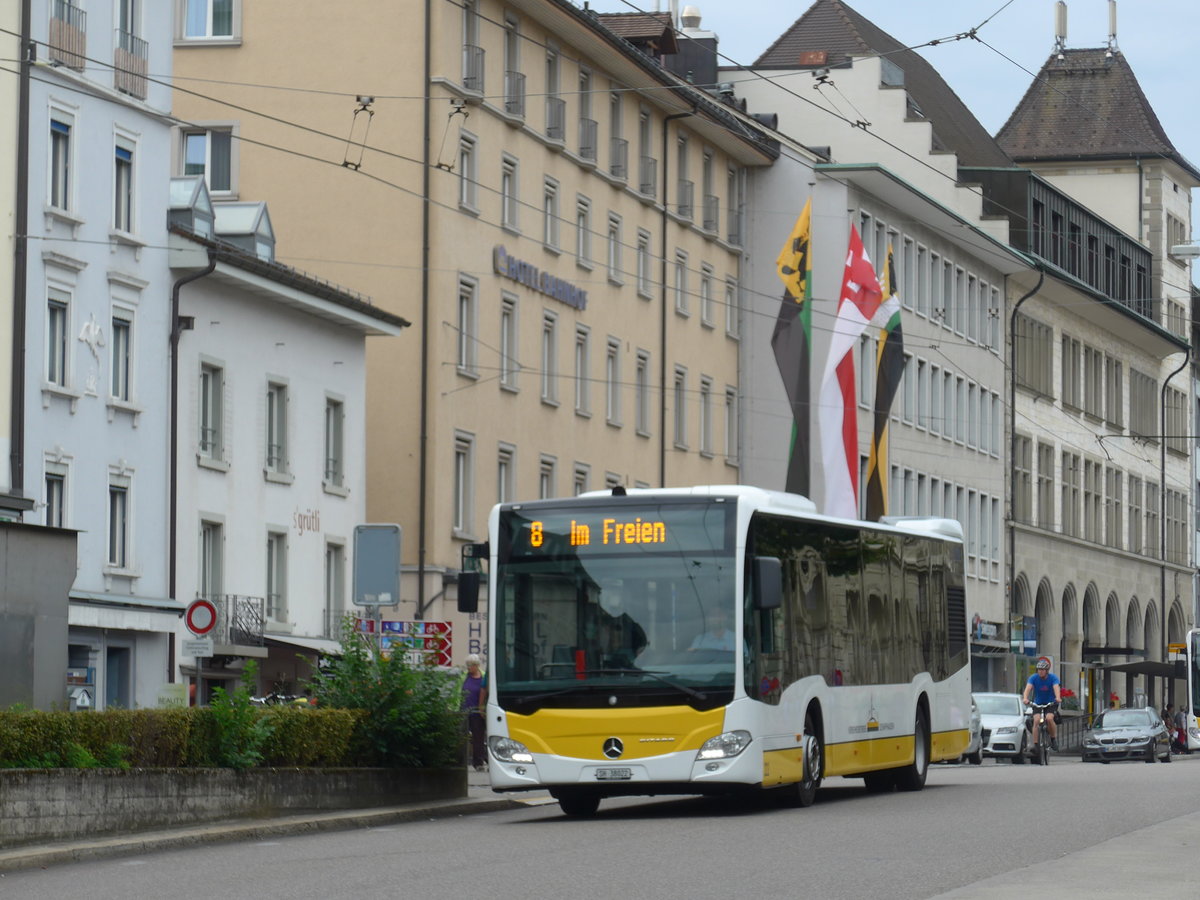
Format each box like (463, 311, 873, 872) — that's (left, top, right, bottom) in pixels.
(0, 767, 465, 848)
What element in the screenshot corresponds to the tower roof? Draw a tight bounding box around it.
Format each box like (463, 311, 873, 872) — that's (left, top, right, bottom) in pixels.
(996, 48, 1200, 183)
(751, 0, 1011, 168)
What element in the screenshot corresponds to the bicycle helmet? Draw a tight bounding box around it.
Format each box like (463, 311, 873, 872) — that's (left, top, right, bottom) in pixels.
(1036, 658, 1050, 670)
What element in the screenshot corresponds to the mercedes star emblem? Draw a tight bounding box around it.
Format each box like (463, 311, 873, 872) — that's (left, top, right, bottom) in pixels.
(602, 737, 624, 759)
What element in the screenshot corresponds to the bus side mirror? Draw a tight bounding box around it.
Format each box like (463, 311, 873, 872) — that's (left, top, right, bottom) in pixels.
(753, 556, 782, 611)
(457, 572, 480, 613)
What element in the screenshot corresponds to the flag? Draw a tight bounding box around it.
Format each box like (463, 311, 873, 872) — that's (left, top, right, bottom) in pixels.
(818, 225, 882, 520)
(771, 199, 813, 496)
(864, 245, 904, 522)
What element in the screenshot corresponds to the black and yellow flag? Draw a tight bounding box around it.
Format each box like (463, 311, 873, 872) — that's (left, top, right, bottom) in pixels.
(771, 199, 813, 496)
(864, 245, 904, 521)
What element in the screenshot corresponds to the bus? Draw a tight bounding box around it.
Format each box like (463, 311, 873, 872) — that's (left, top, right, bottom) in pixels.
(457, 485, 972, 817)
(1186, 629, 1200, 751)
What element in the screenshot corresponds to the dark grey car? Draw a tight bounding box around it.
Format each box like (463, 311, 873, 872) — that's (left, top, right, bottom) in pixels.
(1081, 707, 1172, 763)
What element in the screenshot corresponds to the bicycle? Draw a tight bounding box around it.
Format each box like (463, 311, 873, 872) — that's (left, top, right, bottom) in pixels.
(1026, 701, 1057, 766)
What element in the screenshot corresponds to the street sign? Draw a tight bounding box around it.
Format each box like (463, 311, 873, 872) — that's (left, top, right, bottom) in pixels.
(185, 598, 218, 636)
(371, 620, 453, 666)
(183, 638, 214, 658)
(353, 524, 401, 607)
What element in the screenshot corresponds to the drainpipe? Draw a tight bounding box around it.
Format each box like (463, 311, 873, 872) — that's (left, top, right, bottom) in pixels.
(9, 1, 32, 502)
(1160, 347, 1190, 705)
(1007, 266, 1044, 688)
(417, 0, 433, 617)
(659, 109, 693, 486)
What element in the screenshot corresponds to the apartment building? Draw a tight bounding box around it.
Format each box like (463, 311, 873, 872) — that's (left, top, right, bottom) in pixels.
(171, 0, 776, 657)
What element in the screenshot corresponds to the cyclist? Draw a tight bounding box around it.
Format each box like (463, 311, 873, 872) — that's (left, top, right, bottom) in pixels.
(1022, 657, 1062, 752)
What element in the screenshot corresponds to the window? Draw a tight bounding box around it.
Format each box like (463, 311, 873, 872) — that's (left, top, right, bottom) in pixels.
(324, 543, 345, 637)
(1165, 386, 1188, 455)
(497, 444, 515, 503)
(916, 360, 928, 429)
(1145, 482, 1160, 557)
(1083, 459, 1101, 542)
(1061, 335, 1081, 409)
(605, 337, 621, 425)
(673, 366, 688, 448)
(575, 196, 591, 267)
(50, 117, 72, 210)
(502, 17, 524, 116)
(111, 314, 132, 403)
(700, 265, 714, 326)
(1013, 313, 1052, 396)
(453, 432, 475, 534)
(199, 520, 223, 601)
(182, 0, 237, 40)
(45, 467, 66, 528)
(1014, 434, 1032, 524)
(574, 325, 590, 415)
(543, 178, 559, 250)
(1128, 476, 1143, 554)
(266, 531, 287, 621)
(500, 155, 518, 230)
(1083, 345, 1103, 418)
(182, 127, 233, 193)
(903, 355, 916, 424)
(606, 213, 622, 283)
(324, 397, 344, 487)
(724, 278, 739, 338)
(673, 250, 689, 315)
(114, 141, 134, 233)
(541, 312, 558, 404)
(1037, 441, 1054, 529)
(724, 386, 738, 463)
(699, 376, 713, 456)
(573, 463, 589, 496)
(1061, 451, 1081, 537)
(199, 362, 224, 461)
(539, 455, 556, 499)
(457, 276, 478, 375)
(636, 229, 652, 299)
(578, 69, 594, 159)
(726, 166, 743, 244)
(47, 292, 69, 387)
(1129, 369, 1157, 438)
(1106, 468, 1123, 550)
(635, 350, 650, 436)
(265, 381, 287, 474)
(499, 295, 518, 391)
(609, 89, 626, 178)
(458, 132, 477, 209)
(108, 480, 130, 569)
(545, 48, 562, 140)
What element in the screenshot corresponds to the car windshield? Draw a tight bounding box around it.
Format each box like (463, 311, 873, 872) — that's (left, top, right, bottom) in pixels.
(1097, 709, 1154, 728)
(976, 695, 1021, 716)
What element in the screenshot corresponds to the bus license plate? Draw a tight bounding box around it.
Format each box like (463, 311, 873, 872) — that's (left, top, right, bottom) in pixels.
(595, 767, 632, 781)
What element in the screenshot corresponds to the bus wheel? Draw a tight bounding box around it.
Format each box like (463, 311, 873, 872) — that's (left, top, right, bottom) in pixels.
(895, 707, 930, 792)
(796, 711, 823, 807)
(554, 790, 600, 818)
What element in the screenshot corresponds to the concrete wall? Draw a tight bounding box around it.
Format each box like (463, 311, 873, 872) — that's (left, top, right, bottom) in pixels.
(0, 767, 465, 848)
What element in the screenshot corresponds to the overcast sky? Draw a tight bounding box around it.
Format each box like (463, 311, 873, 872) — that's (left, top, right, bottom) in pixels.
(583, 0, 1199, 252)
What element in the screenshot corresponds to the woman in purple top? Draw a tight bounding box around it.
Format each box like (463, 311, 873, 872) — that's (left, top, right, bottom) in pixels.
(461, 654, 488, 770)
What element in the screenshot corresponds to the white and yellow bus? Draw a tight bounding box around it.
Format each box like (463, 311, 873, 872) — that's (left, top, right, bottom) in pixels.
(457, 485, 972, 817)
(1185, 629, 1200, 751)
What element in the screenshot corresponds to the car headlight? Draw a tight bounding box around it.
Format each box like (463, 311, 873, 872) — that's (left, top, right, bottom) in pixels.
(1083, 738, 1099, 748)
(697, 730, 752, 760)
(488, 735, 534, 764)
(996, 726, 1017, 735)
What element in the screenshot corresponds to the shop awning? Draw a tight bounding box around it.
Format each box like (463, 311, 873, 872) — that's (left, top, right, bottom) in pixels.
(265, 634, 342, 656)
(1104, 660, 1185, 679)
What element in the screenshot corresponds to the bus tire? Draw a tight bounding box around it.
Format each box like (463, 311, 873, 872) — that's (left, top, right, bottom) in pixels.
(863, 772, 894, 793)
(794, 710, 823, 807)
(554, 790, 601, 818)
(895, 707, 930, 792)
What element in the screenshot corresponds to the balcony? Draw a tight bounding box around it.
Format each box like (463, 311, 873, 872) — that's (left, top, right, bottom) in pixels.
(728, 210, 743, 247)
(610, 138, 628, 180)
(202, 593, 266, 657)
(703, 194, 719, 233)
(49, 0, 86, 71)
(639, 156, 657, 197)
(504, 70, 525, 117)
(114, 29, 148, 99)
(545, 96, 565, 141)
(462, 43, 484, 93)
(677, 179, 694, 219)
(578, 118, 597, 161)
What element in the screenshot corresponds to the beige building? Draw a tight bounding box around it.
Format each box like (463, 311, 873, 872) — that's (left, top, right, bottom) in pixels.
(172, 1, 775, 655)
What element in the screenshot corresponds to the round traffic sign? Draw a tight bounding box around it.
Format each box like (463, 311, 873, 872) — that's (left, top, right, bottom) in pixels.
(185, 599, 218, 636)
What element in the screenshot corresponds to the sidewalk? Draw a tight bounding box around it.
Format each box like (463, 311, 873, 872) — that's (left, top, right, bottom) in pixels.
(0, 768, 535, 875)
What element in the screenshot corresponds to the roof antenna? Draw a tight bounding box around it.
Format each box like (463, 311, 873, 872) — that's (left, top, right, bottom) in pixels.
(1053, 1, 1067, 60)
(1105, 0, 1118, 58)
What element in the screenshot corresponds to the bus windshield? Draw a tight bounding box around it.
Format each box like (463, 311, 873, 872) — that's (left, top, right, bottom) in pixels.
(493, 498, 736, 711)
(1191, 630, 1200, 719)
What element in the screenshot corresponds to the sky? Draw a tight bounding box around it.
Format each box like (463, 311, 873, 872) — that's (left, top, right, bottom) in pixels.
(583, 0, 1200, 252)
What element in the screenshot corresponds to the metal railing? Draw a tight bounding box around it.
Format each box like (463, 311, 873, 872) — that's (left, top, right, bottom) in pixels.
(638, 156, 657, 196)
(578, 118, 597, 161)
(609, 138, 627, 179)
(703, 194, 719, 232)
(677, 179, 694, 219)
(545, 96, 565, 141)
(50, 0, 86, 70)
(199, 593, 265, 648)
(504, 70, 525, 117)
(114, 29, 148, 99)
(462, 44, 484, 92)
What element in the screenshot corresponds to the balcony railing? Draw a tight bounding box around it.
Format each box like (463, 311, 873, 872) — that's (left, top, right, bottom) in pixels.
(114, 29, 148, 99)
(703, 194, 719, 232)
(610, 137, 628, 179)
(677, 179, 694, 219)
(578, 118, 597, 161)
(545, 96, 565, 141)
(504, 70, 525, 117)
(639, 156, 657, 197)
(462, 43, 484, 93)
(727, 210, 743, 247)
(200, 594, 266, 651)
(49, 0, 86, 71)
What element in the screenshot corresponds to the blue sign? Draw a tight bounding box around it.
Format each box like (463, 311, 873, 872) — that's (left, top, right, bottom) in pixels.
(494, 245, 588, 310)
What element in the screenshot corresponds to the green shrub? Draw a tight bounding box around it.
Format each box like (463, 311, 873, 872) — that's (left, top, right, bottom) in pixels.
(204, 661, 274, 769)
(260, 708, 362, 766)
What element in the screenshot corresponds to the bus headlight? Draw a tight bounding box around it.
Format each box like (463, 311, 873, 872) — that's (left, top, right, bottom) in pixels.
(488, 736, 534, 764)
(697, 730, 752, 760)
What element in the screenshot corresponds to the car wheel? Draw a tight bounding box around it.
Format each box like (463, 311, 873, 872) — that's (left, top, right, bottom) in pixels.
(896, 707, 930, 792)
(1013, 736, 1026, 764)
(967, 749, 982, 765)
(788, 709, 824, 807)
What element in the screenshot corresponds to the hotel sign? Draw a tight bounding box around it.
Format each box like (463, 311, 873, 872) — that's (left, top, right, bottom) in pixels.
(493, 245, 588, 310)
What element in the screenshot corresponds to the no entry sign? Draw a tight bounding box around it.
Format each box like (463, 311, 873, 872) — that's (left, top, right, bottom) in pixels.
(185, 598, 218, 636)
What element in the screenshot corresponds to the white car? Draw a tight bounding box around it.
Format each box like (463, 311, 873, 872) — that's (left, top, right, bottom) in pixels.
(962, 694, 983, 764)
(975, 692, 1027, 764)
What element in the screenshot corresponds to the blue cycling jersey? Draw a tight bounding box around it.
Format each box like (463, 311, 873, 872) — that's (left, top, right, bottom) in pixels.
(1026, 672, 1060, 704)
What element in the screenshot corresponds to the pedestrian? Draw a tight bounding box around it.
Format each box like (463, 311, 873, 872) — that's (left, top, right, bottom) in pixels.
(461, 654, 487, 771)
(1173, 706, 1189, 753)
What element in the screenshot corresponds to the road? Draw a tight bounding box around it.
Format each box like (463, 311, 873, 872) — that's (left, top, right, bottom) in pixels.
(2, 755, 1196, 899)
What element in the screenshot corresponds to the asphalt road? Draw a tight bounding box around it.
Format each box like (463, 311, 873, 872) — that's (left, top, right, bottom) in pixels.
(3, 754, 1197, 900)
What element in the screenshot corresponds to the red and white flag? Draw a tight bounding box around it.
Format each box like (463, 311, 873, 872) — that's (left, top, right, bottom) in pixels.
(818, 226, 882, 520)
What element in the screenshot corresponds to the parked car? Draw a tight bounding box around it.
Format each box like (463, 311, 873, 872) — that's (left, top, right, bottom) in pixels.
(1081, 707, 1172, 763)
(961, 694, 983, 764)
(975, 692, 1027, 763)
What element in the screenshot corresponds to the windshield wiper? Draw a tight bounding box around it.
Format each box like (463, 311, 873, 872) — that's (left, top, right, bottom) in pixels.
(578, 668, 707, 702)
